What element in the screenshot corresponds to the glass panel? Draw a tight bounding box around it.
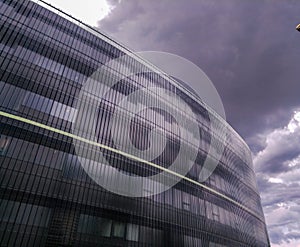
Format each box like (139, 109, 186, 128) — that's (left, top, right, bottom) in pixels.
(100, 218, 112, 237)
(22, 91, 76, 121)
(126, 223, 139, 241)
(139, 226, 153, 243)
(0, 83, 26, 110)
(112, 221, 125, 238)
(173, 189, 182, 209)
(22, 92, 53, 114)
(0, 200, 51, 227)
(50, 101, 77, 122)
(0, 135, 11, 155)
(77, 214, 112, 237)
(182, 192, 191, 211)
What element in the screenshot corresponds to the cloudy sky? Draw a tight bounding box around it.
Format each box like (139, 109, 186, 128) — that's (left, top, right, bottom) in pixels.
(47, 0, 300, 245)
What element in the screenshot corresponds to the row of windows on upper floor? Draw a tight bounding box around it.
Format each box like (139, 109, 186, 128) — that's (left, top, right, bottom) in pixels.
(0, 29, 98, 83)
(0, 44, 182, 109)
(0, 43, 190, 115)
(0, 0, 124, 60)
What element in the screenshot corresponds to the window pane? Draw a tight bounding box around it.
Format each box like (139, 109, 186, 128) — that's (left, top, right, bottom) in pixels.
(0, 135, 11, 155)
(100, 218, 112, 237)
(126, 223, 139, 241)
(112, 221, 125, 238)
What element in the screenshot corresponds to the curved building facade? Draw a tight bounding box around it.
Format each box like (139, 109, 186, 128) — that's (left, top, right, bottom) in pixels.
(0, 0, 270, 246)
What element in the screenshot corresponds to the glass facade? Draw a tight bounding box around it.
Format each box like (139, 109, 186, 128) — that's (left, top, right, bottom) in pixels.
(0, 0, 270, 246)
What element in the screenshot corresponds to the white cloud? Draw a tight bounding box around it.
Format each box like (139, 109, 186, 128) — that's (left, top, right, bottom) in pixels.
(288, 112, 300, 133)
(268, 177, 283, 184)
(43, 0, 115, 26)
(253, 110, 300, 246)
(272, 238, 300, 247)
(253, 110, 300, 173)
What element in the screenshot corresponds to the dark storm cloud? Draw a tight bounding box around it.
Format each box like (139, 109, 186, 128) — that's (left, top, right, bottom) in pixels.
(99, 0, 300, 141)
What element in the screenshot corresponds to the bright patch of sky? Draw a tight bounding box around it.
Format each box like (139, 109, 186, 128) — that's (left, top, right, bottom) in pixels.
(268, 177, 284, 184)
(287, 111, 300, 133)
(43, 0, 114, 26)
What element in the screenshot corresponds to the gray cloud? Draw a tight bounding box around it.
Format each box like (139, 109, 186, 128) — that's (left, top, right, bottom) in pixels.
(99, 0, 300, 141)
(265, 202, 300, 245)
(253, 112, 300, 245)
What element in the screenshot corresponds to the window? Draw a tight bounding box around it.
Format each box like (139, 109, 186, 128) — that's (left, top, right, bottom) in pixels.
(209, 242, 227, 247)
(218, 207, 226, 224)
(22, 91, 76, 122)
(50, 101, 76, 122)
(212, 204, 220, 221)
(77, 214, 130, 239)
(0, 82, 26, 110)
(34, 53, 64, 75)
(126, 223, 139, 242)
(164, 189, 173, 205)
(77, 214, 112, 237)
(112, 221, 125, 238)
(153, 192, 165, 204)
(0, 135, 11, 155)
(182, 192, 191, 211)
(184, 235, 203, 247)
(173, 189, 182, 209)
(139, 226, 152, 243)
(62, 154, 87, 181)
(100, 218, 113, 237)
(210, 176, 216, 187)
(22, 92, 53, 114)
(206, 201, 213, 220)
(0, 200, 51, 227)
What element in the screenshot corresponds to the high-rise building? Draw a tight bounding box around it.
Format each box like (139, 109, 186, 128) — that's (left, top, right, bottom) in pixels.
(0, 0, 270, 246)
